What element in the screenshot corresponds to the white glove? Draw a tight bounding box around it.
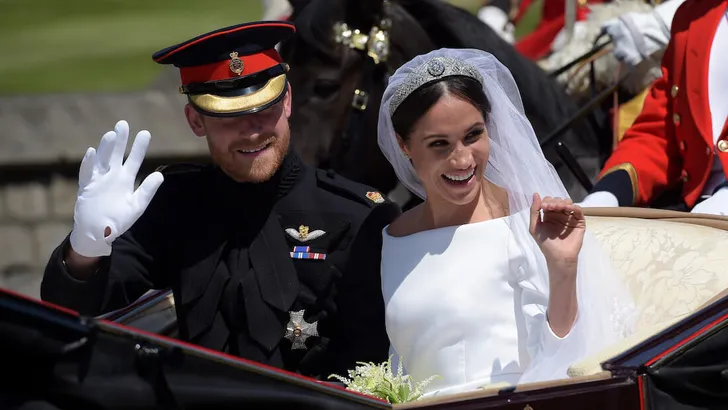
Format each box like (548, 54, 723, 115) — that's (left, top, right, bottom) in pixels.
(690, 187, 728, 216)
(576, 191, 619, 208)
(601, 0, 685, 67)
(69, 120, 165, 257)
(478, 6, 515, 44)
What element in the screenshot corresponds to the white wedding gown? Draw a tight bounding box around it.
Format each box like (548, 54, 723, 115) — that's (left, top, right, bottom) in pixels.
(381, 211, 582, 398)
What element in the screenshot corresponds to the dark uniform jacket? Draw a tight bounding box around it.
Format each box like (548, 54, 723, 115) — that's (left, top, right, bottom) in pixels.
(40, 150, 401, 379)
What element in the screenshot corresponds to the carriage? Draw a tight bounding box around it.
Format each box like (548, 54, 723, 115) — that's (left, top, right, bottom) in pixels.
(2, 2, 708, 408)
(4, 207, 728, 409)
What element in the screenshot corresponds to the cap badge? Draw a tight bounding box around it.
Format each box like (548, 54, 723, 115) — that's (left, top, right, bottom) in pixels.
(229, 51, 244, 75)
(366, 191, 385, 203)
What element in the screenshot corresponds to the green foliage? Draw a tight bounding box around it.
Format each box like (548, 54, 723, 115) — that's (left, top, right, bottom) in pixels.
(514, 0, 543, 40)
(0, 0, 544, 95)
(329, 355, 440, 404)
(0, 0, 262, 95)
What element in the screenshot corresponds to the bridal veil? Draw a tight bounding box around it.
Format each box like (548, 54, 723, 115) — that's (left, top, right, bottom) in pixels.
(377, 48, 637, 383)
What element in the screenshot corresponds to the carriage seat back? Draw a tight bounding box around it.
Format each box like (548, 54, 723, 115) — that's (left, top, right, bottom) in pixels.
(567, 208, 728, 377)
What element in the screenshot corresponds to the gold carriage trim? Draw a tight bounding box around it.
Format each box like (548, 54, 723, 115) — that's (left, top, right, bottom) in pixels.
(599, 163, 639, 206)
(189, 74, 287, 115)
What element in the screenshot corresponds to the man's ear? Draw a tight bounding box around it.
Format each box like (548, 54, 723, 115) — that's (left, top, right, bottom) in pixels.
(184, 104, 206, 137)
(283, 82, 292, 119)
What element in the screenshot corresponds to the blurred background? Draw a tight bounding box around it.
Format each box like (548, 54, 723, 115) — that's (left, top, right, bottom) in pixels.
(0, 0, 540, 299)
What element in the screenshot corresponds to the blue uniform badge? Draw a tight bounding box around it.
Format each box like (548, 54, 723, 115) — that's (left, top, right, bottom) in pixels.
(290, 246, 327, 260)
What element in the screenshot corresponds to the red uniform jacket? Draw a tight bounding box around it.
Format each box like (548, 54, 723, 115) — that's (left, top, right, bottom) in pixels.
(594, 0, 728, 207)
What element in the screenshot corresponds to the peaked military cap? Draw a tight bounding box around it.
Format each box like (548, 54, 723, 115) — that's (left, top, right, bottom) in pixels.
(153, 21, 295, 117)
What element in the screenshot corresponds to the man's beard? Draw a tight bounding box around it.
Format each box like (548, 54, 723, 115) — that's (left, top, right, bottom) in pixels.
(246, 136, 287, 183)
(212, 128, 290, 184)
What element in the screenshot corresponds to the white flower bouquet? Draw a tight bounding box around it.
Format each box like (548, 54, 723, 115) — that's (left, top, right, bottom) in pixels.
(328, 355, 440, 403)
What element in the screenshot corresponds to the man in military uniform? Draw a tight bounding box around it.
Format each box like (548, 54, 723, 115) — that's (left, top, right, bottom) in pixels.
(579, 0, 728, 215)
(40, 21, 401, 379)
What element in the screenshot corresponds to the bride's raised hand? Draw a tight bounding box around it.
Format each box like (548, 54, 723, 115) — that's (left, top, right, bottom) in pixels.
(528, 193, 586, 271)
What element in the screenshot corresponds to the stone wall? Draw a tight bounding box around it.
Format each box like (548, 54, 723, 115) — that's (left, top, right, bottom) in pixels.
(0, 68, 207, 165)
(0, 173, 76, 299)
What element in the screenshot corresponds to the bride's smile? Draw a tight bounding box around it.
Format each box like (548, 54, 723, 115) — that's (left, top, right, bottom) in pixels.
(442, 165, 476, 185)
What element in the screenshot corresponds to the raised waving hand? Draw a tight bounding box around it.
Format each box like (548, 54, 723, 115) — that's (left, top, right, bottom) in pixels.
(69, 120, 164, 257)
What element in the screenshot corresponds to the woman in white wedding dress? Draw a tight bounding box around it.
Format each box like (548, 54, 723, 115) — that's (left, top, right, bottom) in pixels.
(376, 48, 637, 398)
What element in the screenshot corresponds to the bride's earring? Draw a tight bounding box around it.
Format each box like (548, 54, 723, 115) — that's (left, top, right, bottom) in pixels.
(402, 151, 410, 160)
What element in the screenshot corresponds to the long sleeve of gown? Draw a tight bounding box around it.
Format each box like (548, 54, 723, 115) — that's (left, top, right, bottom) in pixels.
(516, 269, 586, 384)
(515, 233, 632, 385)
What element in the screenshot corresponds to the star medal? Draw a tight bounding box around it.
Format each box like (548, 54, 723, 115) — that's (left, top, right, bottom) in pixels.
(285, 310, 319, 350)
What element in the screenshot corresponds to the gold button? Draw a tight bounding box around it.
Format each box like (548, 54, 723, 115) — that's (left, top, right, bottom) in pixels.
(718, 140, 728, 153)
(679, 140, 686, 151)
(673, 113, 681, 125)
(681, 170, 689, 182)
(670, 85, 679, 98)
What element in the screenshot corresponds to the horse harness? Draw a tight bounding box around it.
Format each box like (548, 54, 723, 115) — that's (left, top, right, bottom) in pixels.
(331, 1, 392, 157)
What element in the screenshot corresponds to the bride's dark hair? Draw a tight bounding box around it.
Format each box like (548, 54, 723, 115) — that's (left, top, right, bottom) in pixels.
(391, 75, 491, 141)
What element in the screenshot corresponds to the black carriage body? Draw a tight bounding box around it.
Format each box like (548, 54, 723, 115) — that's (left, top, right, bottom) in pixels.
(0, 288, 388, 410)
(2, 287, 728, 410)
(605, 298, 728, 410)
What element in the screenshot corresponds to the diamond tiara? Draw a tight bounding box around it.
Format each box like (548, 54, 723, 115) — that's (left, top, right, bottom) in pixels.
(389, 56, 484, 116)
